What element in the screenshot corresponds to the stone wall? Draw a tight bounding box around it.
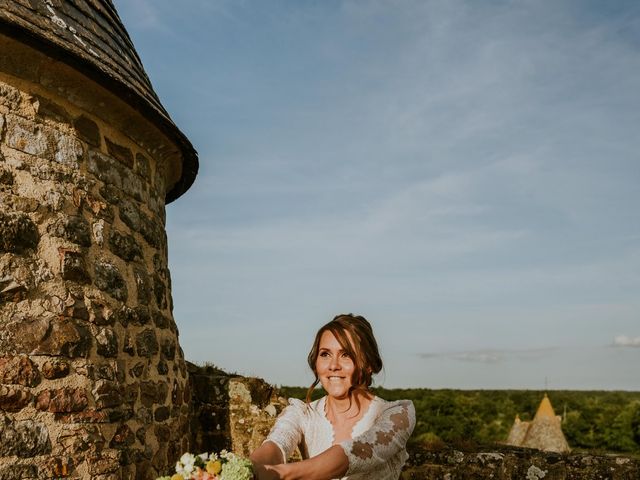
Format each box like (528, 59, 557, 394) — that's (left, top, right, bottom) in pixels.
(187, 362, 288, 458)
(0, 56, 189, 478)
(402, 444, 640, 480)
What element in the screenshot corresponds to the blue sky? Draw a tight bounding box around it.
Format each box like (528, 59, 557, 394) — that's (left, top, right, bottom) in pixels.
(114, 0, 640, 389)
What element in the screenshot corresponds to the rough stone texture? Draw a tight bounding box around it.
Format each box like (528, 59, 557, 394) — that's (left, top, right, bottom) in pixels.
(0, 210, 39, 253)
(94, 260, 128, 302)
(0, 385, 32, 411)
(109, 230, 143, 262)
(60, 249, 91, 283)
(0, 413, 51, 457)
(49, 215, 92, 247)
(0, 355, 40, 386)
(401, 444, 640, 479)
(35, 387, 88, 413)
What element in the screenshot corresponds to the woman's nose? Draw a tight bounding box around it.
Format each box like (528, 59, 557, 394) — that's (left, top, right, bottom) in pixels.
(329, 356, 341, 370)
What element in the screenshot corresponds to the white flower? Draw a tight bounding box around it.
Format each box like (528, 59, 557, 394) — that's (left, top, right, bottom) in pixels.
(198, 452, 210, 462)
(177, 453, 196, 475)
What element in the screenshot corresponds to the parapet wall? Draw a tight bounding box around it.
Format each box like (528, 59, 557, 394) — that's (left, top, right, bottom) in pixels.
(401, 444, 640, 479)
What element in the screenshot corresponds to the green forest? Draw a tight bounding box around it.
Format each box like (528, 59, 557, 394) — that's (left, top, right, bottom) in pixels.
(279, 387, 640, 455)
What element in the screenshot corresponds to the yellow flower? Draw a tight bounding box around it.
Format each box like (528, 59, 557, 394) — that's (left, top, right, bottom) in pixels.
(206, 460, 222, 475)
(171, 475, 184, 480)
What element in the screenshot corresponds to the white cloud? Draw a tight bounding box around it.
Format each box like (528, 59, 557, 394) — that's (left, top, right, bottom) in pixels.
(613, 336, 640, 348)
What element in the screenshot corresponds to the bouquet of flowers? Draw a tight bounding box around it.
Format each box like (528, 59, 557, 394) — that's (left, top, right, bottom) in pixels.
(156, 450, 254, 480)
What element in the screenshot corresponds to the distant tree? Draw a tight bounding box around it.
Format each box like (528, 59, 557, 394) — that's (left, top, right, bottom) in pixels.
(631, 402, 640, 447)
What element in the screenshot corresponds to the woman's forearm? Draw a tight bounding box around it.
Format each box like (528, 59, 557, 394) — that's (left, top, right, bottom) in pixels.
(266, 445, 349, 480)
(250, 441, 284, 466)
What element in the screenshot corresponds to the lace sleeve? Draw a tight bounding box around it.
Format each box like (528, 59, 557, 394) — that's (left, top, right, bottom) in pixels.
(264, 398, 306, 463)
(339, 400, 416, 476)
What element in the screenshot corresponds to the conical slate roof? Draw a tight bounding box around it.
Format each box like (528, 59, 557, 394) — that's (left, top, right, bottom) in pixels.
(0, 0, 197, 203)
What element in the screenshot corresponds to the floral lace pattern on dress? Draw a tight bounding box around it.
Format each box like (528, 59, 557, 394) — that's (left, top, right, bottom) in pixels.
(339, 400, 416, 476)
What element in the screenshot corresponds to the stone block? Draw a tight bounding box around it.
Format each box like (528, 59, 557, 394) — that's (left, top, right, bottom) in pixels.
(135, 153, 151, 179)
(0, 464, 38, 480)
(109, 230, 142, 262)
(56, 409, 109, 424)
(95, 260, 128, 302)
(88, 150, 123, 189)
(96, 327, 119, 358)
(140, 381, 168, 408)
(136, 329, 159, 358)
(116, 305, 151, 327)
(118, 197, 141, 232)
(156, 360, 168, 375)
(41, 360, 70, 379)
(123, 334, 136, 357)
(153, 275, 167, 310)
(33, 318, 92, 358)
(160, 338, 176, 361)
(50, 214, 92, 247)
(0, 167, 14, 185)
(99, 182, 122, 205)
(57, 424, 105, 454)
(0, 413, 51, 457)
(89, 299, 115, 326)
(0, 83, 22, 110)
(34, 95, 72, 124)
(133, 267, 152, 304)
(129, 363, 145, 380)
(4, 114, 50, 156)
(60, 249, 90, 283)
(154, 406, 170, 422)
(35, 387, 88, 413)
(110, 423, 135, 447)
(0, 210, 39, 253)
(53, 131, 84, 169)
(86, 450, 121, 476)
(105, 137, 134, 169)
(73, 115, 101, 147)
(153, 311, 172, 330)
(5, 316, 49, 354)
(122, 170, 144, 201)
(0, 385, 32, 411)
(0, 355, 40, 386)
(140, 213, 163, 248)
(93, 380, 123, 410)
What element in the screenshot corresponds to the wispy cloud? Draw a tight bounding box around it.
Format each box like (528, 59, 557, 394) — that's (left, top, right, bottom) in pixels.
(613, 336, 640, 348)
(419, 347, 559, 364)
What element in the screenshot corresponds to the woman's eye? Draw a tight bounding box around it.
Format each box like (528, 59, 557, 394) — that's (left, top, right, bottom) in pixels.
(319, 351, 330, 357)
(341, 352, 351, 359)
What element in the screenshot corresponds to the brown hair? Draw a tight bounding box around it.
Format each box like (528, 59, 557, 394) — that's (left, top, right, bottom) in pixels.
(306, 313, 383, 404)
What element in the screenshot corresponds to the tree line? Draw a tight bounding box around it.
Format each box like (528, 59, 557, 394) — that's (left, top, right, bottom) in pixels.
(279, 387, 640, 455)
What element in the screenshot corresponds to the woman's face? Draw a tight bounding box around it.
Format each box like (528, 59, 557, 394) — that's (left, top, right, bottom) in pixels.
(315, 329, 355, 400)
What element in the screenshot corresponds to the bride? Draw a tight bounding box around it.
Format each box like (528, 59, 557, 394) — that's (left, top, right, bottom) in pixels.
(250, 314, 415, 480)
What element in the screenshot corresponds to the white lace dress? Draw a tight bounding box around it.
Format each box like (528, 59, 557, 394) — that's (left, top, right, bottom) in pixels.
(265, 396, 416, 480)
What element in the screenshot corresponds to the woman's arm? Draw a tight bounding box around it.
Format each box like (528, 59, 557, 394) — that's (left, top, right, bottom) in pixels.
(263, 444, 348, 480)
(250, 441, 285, 480)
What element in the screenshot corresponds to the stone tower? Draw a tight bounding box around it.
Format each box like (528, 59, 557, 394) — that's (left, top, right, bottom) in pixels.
(0, 1, 198, 478)
(506, 394, 570, 453)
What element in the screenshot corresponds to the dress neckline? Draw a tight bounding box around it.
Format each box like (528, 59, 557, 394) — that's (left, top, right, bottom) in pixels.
(319, 395, 379, 445)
